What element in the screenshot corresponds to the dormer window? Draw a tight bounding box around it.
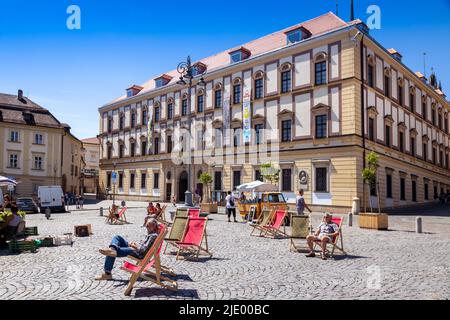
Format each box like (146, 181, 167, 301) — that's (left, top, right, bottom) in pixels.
(229, 47, 251, 64)
(284, 26, 312, 45)
(154, 74, 173, 88)
(192, 62, 207, 76)
(126, 85, 143, 97)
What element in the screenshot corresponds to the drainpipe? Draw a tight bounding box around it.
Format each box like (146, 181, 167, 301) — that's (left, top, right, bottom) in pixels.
(359, 32, 366, 212)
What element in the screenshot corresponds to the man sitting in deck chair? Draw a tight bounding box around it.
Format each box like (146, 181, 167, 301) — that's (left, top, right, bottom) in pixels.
(95, 218, 159, 281)
(305, 213, 339, 260)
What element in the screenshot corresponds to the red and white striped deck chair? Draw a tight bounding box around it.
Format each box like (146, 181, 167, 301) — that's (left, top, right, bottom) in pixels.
(121, 224, 177, 296)
(175, 217, 212, 260)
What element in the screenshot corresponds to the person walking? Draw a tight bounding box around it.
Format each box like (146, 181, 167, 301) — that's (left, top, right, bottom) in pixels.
(296, 189, 312, 215)
(225, 191, 237, 223)
(79, 195, 84, 209)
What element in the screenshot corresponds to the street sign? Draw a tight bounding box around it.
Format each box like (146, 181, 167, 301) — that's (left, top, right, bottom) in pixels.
(111, 172, 117, 184)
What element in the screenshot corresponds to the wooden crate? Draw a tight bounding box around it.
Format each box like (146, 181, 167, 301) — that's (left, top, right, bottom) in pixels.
(359, 213, 389, 230)
(74, 224, 92, 237)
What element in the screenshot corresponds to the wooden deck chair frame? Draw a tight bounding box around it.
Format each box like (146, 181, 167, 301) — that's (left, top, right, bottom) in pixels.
(313, 216, 346, 258)
(121, 225, 178, 296)
(260, 209, 288, 238)
(163, 216, 188, 255)
(250, 209, 274, 236)
(289, 215, 311, 252)
(156, 205, 169, 225)
(105, 206, 128, 225)
(175, 217, 212, 260)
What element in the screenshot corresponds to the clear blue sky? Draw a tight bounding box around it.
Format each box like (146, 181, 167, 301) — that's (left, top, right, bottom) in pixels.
(1, 0, 449, 139)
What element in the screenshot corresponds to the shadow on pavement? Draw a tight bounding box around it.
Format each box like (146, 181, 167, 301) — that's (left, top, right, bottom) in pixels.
(134, 287, 200, 299)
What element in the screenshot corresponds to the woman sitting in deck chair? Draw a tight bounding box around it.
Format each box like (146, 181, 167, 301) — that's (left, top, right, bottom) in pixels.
(106, 204, 119, 224)
(305, 213, 339, 260)
(95, 218, 159, 281)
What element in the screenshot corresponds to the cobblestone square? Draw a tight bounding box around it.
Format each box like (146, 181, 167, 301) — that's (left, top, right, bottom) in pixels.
(1, 205, 449, 300)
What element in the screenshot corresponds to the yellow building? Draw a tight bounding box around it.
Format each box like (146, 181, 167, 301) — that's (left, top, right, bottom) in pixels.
(98, 12, 450, 211)
(81, 137, 100, 194)
(0, 90, 84, 198)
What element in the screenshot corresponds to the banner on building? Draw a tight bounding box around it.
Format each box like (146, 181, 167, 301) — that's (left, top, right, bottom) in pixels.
(242, 89, 251, 144)
(223, 95, 231, 146)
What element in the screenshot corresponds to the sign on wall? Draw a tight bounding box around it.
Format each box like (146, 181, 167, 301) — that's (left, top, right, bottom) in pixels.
(242, 89, 251, 144)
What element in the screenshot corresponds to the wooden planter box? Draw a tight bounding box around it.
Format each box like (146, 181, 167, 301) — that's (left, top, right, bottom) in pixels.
(359, 213, 389, 230)
(201, 203, 218, 214)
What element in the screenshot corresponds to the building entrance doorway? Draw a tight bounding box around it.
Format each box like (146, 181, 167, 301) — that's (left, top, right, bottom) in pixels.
(178, 171, 188, 203)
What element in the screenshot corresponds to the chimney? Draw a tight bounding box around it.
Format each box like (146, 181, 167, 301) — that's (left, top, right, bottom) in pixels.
(387, 48, 402, 62)
(17, 89, 27, 104)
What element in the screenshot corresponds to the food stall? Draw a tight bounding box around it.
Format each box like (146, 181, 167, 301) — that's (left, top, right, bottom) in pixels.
(236, 181, 288, 220)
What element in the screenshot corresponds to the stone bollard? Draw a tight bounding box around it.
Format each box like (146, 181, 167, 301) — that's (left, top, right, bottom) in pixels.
(99, 207, 104, 217)
(416, 217, 423, 234)
(348, 212, 353, 227)
(352, 197, 360, 215)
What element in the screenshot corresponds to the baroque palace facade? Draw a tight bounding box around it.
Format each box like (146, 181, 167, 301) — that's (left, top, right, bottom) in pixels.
(98, 12, 450, 211)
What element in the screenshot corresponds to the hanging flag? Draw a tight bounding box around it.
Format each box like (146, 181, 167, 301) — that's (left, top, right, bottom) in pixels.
(242, 89, 251, 144)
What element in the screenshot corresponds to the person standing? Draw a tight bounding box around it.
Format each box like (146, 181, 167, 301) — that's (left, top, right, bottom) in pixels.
(79, 195, 84, 209)
(296, 189, 312, 215)
(225, 191, 237, 223)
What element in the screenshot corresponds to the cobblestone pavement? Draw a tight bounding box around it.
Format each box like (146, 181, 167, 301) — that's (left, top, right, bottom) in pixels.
(0, 208, 449, 300)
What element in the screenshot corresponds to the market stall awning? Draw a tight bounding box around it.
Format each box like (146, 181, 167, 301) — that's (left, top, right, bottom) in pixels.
(0, 176, 18, 187)
(236, 181, 279, 193)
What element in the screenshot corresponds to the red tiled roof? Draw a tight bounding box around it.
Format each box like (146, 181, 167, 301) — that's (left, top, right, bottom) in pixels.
(109, 12, 348, 104)
(81, 137, 100, 144)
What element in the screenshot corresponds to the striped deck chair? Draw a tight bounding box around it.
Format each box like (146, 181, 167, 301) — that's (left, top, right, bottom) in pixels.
(121, 224, 177, 296)
(289, 215, 311, 252)
(163, 216, 188, 254)
(106, 206, 128, 224)
(188, 208, 200, 218)
(175, 217, 212, 260)
(313, 216, 346, 258)
(250, 209, 273, 236)
(260, 209, 288, 238)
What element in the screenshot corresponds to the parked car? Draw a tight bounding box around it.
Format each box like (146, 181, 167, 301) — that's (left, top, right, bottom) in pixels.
(38, 186, 65, 213)
(16, 197, 39, 214)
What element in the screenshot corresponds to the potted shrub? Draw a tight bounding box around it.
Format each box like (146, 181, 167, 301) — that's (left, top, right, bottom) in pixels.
(360, 152, 388, 230)
(199, 173, 217, 213)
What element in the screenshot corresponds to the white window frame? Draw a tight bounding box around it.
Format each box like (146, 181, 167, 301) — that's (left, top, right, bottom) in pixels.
(8, 152, 19, 168)
(10, 130, 20, 142)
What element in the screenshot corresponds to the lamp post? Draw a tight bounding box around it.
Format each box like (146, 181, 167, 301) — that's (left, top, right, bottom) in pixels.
(112, 161, 117, 206)
(176, 56, 206, 207)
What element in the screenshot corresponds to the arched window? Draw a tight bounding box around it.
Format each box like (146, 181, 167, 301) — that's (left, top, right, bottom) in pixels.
(167, 98, 174, 120)
(214, 83, 223, 109)
(181, 94, 188, 116)
(197, 89, 205, 113)
(314, 52, 327, 86)
(367, 54, 375, 88)
(279, 63, 292, 93)
(232, 78, 242, 104)
(253, 71, 265, 100)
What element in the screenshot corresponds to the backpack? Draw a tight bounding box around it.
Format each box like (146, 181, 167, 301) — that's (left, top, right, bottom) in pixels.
(229, 196, 235, 207)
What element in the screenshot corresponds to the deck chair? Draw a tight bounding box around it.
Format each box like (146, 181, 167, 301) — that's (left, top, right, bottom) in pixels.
(163, 216, 188, 254)
(250, 209, 273, 236)
(121, 224, 178, 296)
(175, 217, 212, 260)
(106, 206, 128, 224)
(289, 215, 311, 252)
(175, 207, 188, 218)
(260, 210, 288, 238)
(188, 208, 200, 218)
(313, 216, 346, 258)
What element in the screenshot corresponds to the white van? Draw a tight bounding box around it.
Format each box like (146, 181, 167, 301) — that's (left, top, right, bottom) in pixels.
(38, 186, 65, 213)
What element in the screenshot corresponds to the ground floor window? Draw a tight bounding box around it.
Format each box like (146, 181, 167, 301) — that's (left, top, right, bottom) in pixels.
(141, 173, 146, 189)
(400, 178, 406, 201)
(214, 171, 222, 191)
(434, 186, 438, 199)
(424, 182, 429, 200)
(412, 180, 417, 202)
(255, 170, 262, 182)
(386, 174, 392, 199)
(107, 172, 112, 188)
(315, 167, 328, 192)
(233, 170, 241, 190)
(281, 169, 292, 192)
(119, 173, 124, 189)
(130, 173, 135, 189)
(153, 173, 160, 189)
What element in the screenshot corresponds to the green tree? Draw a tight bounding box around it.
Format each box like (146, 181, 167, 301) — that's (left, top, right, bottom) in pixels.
(362, 151, 381, 213)
(261, 163, 280, 186)
(199, 172, 213, 203)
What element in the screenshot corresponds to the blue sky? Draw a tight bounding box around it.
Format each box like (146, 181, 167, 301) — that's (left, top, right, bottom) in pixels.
(0, 0, 449, 139)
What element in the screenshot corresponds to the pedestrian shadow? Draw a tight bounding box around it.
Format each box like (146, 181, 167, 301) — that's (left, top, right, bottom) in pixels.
(177, 256, 229, 263)
(388, 229, 435, 235)
(332, 254, 368, 261)
(134, 287, 200, 299)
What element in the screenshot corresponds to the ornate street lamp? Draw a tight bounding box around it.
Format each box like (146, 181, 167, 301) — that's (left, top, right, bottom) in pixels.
(176, 55, 206, 207)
